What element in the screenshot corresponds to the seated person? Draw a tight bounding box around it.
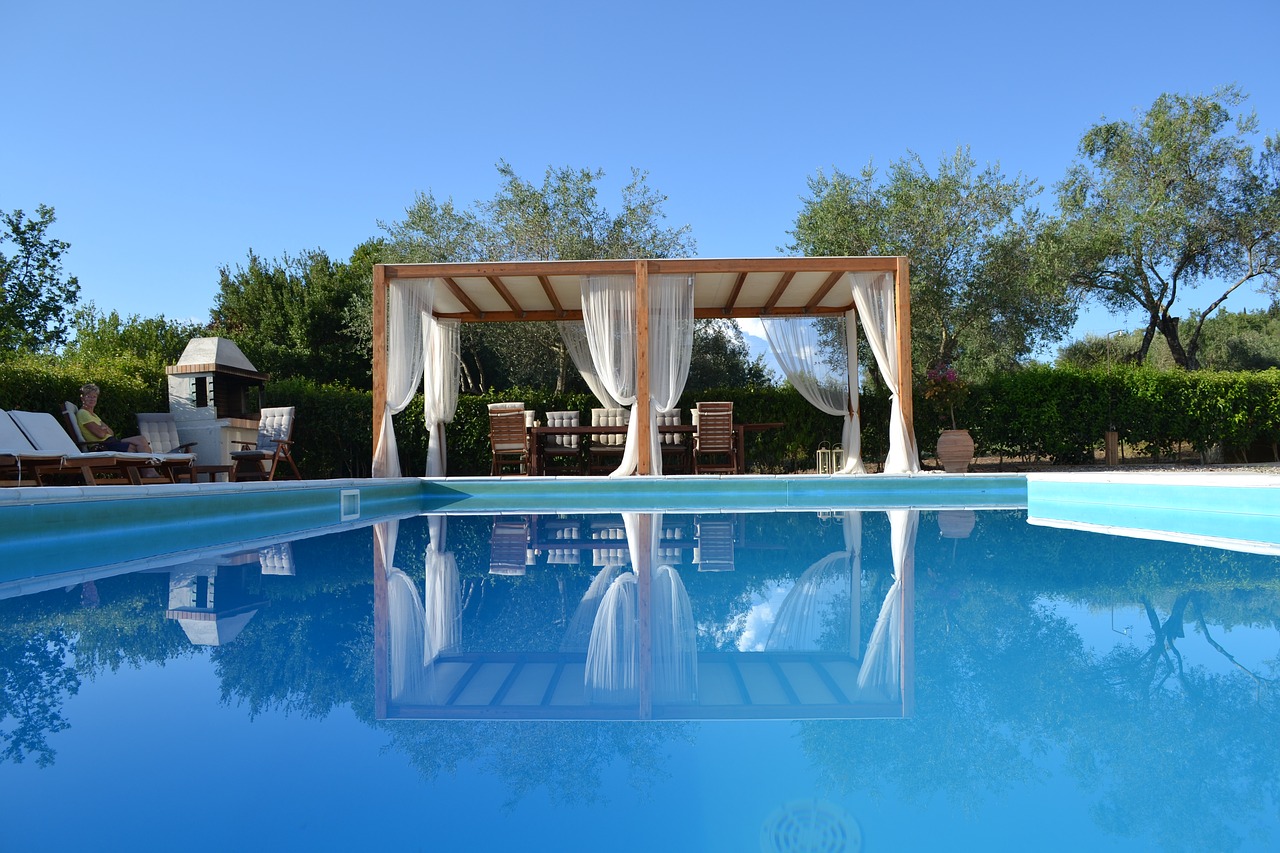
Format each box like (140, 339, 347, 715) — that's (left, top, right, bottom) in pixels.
(76, 383, 153, 453)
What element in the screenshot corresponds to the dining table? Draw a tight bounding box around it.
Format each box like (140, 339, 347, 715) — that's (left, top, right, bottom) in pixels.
(527, 421, 785, 475)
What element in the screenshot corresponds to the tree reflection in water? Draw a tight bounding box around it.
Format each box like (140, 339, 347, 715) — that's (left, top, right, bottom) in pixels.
(1, 509, 1278, 848)
(799, 514, 1280, 853)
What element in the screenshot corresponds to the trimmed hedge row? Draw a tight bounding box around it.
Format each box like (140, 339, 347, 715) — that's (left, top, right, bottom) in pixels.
(0, 359, 166, 440)
(965, 366, 1280, 463)
(5, 362, 1278, 476)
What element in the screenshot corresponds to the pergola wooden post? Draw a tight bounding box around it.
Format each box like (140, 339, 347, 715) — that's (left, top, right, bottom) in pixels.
(634, 260, 652, 475)
(895, 255, 913, 431)
(371, 256, 915, 477)
(372, 263, 388, 457)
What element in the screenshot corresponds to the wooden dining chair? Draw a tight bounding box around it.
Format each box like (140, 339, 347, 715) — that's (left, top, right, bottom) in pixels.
(692, 402, 737, 474)
(694, 515, 737, 571)
(488, 407, 531, 475)
(489, 518, 532, 575)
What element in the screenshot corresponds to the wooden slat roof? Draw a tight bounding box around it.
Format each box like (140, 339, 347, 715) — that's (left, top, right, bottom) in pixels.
(379, 256, 902, 322)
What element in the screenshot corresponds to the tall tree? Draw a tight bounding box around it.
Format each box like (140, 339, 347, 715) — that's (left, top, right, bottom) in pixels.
(788, 149, 1075, 380)
(686, 319, 774, 394)
(0, 205, 81, 356)
(211, 243, 378, 388)
(1055, 85, 1280, 368)
(383, 162, 700, 393)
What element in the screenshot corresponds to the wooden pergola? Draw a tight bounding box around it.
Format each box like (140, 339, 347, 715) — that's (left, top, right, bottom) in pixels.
(372, 256, 914, 474)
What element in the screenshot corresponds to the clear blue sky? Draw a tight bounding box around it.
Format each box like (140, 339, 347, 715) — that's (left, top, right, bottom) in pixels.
(5, 0, 1277, 355)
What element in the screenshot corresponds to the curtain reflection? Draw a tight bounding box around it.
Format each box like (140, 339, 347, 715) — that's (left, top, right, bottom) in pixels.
(382, 515, 460, 705)
(858, 509, 919, 697)
(767, 512, 861, 652)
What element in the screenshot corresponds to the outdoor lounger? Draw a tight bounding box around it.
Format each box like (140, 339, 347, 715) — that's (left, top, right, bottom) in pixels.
(7, 410, 195, 485)
(0, 410, 67, 486)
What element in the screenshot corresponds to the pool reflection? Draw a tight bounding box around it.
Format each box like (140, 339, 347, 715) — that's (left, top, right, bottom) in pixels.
(4, 506, 1280, 850)
(374, 510, 916, 721)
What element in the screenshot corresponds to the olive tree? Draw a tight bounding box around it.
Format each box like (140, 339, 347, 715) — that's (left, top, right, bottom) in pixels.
(788, 148, 1075, 380)
(1055, 85, 1280, 368)
(381, 161, 698, 393)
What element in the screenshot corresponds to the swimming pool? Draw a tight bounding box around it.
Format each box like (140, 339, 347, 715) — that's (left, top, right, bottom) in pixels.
(1, 475, 1277, 851)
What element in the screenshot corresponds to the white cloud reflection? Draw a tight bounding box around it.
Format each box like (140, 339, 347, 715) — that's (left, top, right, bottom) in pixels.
(736, 582, 792, 651)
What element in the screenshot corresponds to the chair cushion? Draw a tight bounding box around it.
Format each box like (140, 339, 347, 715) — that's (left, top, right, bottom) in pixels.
(10, 410, 81, 455)
(136, 413, 185, 454)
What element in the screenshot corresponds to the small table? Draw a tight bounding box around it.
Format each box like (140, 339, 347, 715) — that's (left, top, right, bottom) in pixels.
(193, 464, 234, 483)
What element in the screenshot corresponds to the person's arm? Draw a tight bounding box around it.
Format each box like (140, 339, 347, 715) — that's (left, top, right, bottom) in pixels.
(83, 420, 112, 439)
(78, 411, 112, 439)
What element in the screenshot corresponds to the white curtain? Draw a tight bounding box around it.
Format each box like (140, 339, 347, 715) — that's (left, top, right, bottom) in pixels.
(584, 571, 639, 704)
(581, 275, 638, 477)
(380, 516, 460, 706)
(763, 312, 866, 474)
(857, 509, 919, 696)
(584, 512, 696, 705)
(423, 515, 460, 664)
(580, 274, 694, 476)
(849, 272, 920, 474)
(765, 551, 852, 651)
(387, 569, 427, 704)
(652, 564, 697, 703)
(642, 275, 694, 476)
(422, 317, 461, 477)
(557, 321, 624, 409)
(379, 519, 427, 703)
(562, 564, 624, 652)
(373, 280, 434, 478)
(766, 511, 862, 651)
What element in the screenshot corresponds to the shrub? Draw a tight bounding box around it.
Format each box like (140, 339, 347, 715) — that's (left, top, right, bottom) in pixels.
(6, 358, 1278, 475)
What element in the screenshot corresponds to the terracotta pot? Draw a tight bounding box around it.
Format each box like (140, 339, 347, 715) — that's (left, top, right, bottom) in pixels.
(936, 429, 974, 473)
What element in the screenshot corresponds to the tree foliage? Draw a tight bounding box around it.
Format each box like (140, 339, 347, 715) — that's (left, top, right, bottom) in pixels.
(60, 302, 208, 375)
(788, 148, 1076, 380)
(1055, 85, 1280, 368)
(210, 242, 380, 388)
(1194, 302, 1280, 370)
(380, 161, 758, 394)
(1059, 303, 1280, 372)
(687, 319, 774, 394)
(0, 204, 81, 356)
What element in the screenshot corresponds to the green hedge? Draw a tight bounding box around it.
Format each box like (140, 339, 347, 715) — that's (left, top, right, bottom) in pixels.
(968, 366, 1280, 463)
(0, 358, 167, 440)
(6, 360, 1278, 476)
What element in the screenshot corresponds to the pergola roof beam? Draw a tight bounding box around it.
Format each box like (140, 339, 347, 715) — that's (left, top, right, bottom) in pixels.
(762, 271, 796, 314)
(486, 275, 524, 317)
(538, 275, 566, 317)
(442, 277, 484, 319)
(805, 270, 847, 312)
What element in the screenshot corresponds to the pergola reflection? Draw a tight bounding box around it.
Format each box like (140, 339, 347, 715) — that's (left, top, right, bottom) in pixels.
(373, 510, 917, 721)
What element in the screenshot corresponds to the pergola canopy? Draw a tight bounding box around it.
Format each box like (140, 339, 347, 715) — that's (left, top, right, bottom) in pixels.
(379, 256, 904, 322)
(373, 256, 916, 476)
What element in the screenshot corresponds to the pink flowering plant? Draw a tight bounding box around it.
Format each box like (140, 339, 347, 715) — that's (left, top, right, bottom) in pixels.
(924, 362, 969, 430)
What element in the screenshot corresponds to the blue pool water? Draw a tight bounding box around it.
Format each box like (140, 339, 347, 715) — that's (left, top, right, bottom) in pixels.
(2, 485, 1279, 852)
